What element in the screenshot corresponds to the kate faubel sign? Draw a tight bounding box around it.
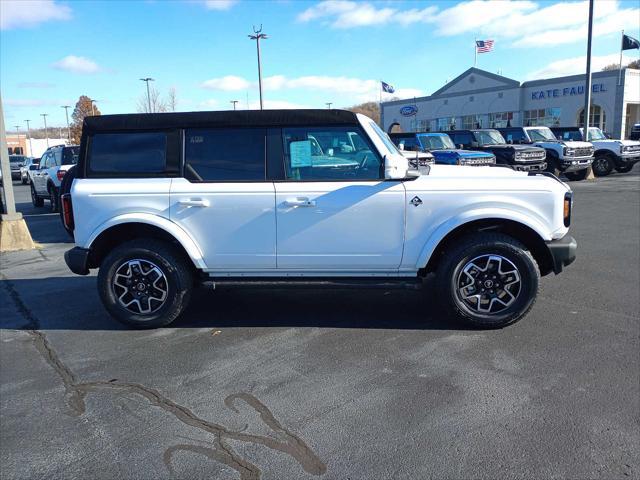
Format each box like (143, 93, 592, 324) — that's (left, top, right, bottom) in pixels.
(531, 83, 607, 100)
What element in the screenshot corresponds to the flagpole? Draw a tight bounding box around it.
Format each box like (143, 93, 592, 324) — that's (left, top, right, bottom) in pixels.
(474, 38, 477, 67)
(618, 30, 624, 86)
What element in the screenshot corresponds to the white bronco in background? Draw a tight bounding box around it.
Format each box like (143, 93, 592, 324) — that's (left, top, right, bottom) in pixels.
(64, 110, 576, 329)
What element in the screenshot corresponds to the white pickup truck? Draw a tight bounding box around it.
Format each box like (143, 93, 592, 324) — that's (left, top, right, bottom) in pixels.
(63, 110, 576, 329)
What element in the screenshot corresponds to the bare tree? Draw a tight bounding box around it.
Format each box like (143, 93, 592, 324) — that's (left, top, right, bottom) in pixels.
(136, 86, 167, 113)
(602, 59, 640, 71)
(167, 87, 177, 112)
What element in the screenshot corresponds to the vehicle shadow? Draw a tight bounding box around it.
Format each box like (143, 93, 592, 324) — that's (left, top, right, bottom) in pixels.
(15, 200, 73, 244)
(1, 275, 468, 331)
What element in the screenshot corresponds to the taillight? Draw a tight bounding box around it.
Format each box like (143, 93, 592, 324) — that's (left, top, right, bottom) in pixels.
(61, 193, 74, 230)
(56, 170, 66, 182)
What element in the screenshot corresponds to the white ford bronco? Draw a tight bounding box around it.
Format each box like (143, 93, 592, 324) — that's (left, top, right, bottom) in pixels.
(64, 110, 576, 329)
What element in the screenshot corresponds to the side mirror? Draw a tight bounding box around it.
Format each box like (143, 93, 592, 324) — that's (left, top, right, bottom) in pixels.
(458, 144, 464, 149)
(507, 139, 513, 144)
(398, 143, 405, 151)
(471, 141, 479, 148)
(384, 154, 411, 180)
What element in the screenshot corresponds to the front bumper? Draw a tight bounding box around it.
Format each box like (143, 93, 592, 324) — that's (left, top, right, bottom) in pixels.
(513, 162, 547, 172)
(561, 157, 593, 172)
(64, 247, 91, 275)
(546, 235, 577, 274)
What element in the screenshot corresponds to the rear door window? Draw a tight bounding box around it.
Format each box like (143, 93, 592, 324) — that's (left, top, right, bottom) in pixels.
(88, 132, 167, 175)
(184, 128, 266, 182)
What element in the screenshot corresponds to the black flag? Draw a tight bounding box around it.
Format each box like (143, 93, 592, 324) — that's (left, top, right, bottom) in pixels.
(622, 34, 640, 51)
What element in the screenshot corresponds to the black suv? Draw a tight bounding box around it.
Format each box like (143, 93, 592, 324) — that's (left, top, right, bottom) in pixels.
(441, 129, 547, 171)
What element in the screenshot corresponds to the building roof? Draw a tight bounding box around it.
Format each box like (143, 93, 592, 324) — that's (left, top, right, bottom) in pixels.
(430, 67, 520, 96)
(82, 109, 359, 133)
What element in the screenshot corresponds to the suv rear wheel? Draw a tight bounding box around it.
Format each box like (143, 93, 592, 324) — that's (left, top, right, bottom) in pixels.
(97, 239, 193, 328)
(48, 185, 59, 213)
(436, 233, 540, 328)
(30, 182, 44, 207)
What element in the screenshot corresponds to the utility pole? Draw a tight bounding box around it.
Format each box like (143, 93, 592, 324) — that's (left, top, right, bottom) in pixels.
(24, 120, 33, 156)
(61, 105, 71, 140)
(248, 26, 268, 110)
(89, 99, 98, 116)
(326, 102, 332, 109)
(41, 113, 49, 147)
(582, 0, 594, 142)
(230, 100, 239, 110)
(1, 94, 35, 251)
(140, 78, 154, 113)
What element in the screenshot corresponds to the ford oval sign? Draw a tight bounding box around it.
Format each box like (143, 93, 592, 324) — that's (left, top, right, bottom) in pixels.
(400, 105, 418, 116)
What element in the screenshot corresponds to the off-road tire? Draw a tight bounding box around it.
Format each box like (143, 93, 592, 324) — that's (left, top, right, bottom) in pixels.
(97, 239, 193, 328)
(615, 164, 633, 173)
(564, 169, 589, 181)
(592, 154, 614, 177)
(545, 156, 561, 177)
(21, 175, 28, 185)
(31, 183, 44, 207)
(435, 233, 540, 328)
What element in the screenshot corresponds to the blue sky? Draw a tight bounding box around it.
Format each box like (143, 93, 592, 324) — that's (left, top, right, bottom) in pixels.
(1, 0, 639, 129)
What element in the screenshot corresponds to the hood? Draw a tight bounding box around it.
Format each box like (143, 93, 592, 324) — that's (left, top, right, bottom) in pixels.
(410, 164, 570, 192)
(560, 140, 592, 148)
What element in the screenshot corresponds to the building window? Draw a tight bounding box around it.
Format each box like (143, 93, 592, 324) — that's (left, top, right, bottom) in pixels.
(435, 117, 456, 131)
(524, 108, 561, 127)
(577, 105, 606, 132)
(489, 111, 514, 128)
(462, 114, 482, 129)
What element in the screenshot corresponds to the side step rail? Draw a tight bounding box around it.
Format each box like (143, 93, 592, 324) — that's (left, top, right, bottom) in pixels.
(202, 277, 424, 290)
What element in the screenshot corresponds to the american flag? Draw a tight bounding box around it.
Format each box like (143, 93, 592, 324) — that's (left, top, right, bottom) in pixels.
(476, 39, 494, 53)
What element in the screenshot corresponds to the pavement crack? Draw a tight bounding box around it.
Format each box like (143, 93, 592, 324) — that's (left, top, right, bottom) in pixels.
(3, 275, 326, 478)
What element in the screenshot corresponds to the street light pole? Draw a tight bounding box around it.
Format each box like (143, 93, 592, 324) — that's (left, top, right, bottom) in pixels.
(582, 0, 594, 142)
(24, 119, 33, 156)
(41, 113, 49, 147)
(326, 102, 332, 109)
(90, 99, 97, 116)
(248, 26, 268, 110)
(140, 78, 155, 113)
(61, 105, 71, 141)
(230, 100, 239, 110)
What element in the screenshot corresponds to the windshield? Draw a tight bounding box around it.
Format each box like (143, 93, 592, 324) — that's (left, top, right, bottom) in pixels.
(418, 134, 455, 150)
(527, 128, 557, 141)
(9, 155, 27, 163)
(473, 130, 505, 145)
(63, 146, 80, 165)
(369, 120, 402, 155)
(586, 127, 606, 141)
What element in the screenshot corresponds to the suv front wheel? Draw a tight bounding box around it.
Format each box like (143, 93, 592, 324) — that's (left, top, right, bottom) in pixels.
(97, 239, 193, 328)
(436, 233, 540, 328)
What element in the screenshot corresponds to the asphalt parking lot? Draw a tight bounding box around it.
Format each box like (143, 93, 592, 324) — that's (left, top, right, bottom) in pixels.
(1, 168, 639, 480)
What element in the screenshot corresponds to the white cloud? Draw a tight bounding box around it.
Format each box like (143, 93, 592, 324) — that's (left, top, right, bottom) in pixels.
(526, 53, 636, 79)
(201, 73, 423, 104)
(297, 0, 435, 28)
(5, 98, 61, 107)
(0, 0, 71, 30)
(201, 75, 251, 91)
(201, 0, 238, 10)
(297, 0, 639, 47)
(248, 100, 313, 110)
(52, 55, 101, 74)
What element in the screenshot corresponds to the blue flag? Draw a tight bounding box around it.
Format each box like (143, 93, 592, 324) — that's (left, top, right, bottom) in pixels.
(381, 81, 395, 93)
(622, 34, 640, 51)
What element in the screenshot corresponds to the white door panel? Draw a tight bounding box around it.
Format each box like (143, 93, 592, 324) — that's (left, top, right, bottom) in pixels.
(275, 181, 406, 270)
(170, 178, 276, 270)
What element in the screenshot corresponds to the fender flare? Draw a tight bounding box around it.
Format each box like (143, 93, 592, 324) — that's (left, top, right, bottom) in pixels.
(415, 207, 551, 269)
(86, 213, 206, 269)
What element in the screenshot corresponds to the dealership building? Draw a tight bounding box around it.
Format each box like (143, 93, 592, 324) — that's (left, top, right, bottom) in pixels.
(381, 67, 640, 139)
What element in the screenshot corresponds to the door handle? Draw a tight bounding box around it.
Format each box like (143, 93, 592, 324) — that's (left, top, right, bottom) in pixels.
(178, 199, 210, 207)
(284, 197, 316, 207)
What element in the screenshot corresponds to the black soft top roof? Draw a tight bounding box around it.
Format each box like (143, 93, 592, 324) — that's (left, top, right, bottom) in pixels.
(83, 109, 360, 133)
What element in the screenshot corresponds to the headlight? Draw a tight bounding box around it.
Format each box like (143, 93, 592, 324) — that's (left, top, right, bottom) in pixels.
(563, 147, 576, 156)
